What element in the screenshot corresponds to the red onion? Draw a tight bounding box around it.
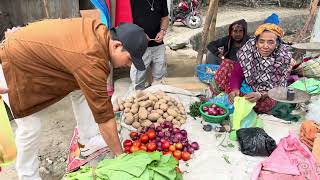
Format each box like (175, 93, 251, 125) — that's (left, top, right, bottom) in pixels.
(150, 139, 156, 143)
(167, 122, 173, 129)
(174, 133, 183, 140)
(164, 121, 171, 128)
(158, 131, 165, 138)
(181, 141, 188, 147)
(157, 146, 163, 151)
(149, 124, 155, 129)
(183, 147, 188, 152)
(156, 141, 162, 147)
(160, 139, 166, 143)
(180, 130, 187, 137)
(172, 137, 179, 143)
(191, 142, 199, 150)
(173, 128, 180, 134)
(164, 131, 171, 137)
(211, 104, 217, 108)
(202, 106, 209, 112)
(212, 110, 218, 116)
(156, 126, 162, 132)
(161, 123, 165, 128)
(187, 147, 195, 154)
(168, 127, 173, 133)
(155, 137, 161, 142)
(208, 108, 214, 115)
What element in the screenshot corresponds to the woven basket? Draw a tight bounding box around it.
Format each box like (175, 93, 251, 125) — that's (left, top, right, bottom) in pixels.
(293, 58, 320, 78)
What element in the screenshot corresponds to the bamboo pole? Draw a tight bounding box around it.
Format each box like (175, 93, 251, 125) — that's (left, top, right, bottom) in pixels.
(293, 0, 319, 60)
(206, 0, 219, 63)
(42, 0, 49, 18)
(207, 0, 219, 43)
(296, 0, 319, 42)
(196, 0, 218, 64)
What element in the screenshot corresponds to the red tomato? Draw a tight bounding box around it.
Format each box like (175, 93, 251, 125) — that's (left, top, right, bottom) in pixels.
(132, 140, 141, 148)
(173, 150, 182, 160)
(169, 145, 176, 152)
(140, 134, 149, 143)
(175, 143, 183, 150)
(147, 142, 157, 152)
(161, 141, 170, 150)
(130, 131, 138, 139)
(123, 139, 133, 147)
(181, 151, 191, 161)
(124, 146, 131, 153)
(130, 146, 140, 153)
(140, 144, 147, 151)
(163, 151, 173, 155)
(147, 130, 156, 140)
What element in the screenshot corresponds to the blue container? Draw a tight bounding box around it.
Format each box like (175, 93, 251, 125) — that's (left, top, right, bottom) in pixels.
(195, 64, 220, 83)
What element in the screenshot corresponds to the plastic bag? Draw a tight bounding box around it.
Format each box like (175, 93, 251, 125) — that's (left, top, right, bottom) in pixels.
(229, 97, 262, 140)
(209, 93, 234, 113)
(236, 127, 276, 156)
(0, 96, 16, 167)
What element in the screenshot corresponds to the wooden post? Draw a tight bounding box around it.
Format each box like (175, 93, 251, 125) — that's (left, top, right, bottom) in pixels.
(294, 0, 319, 60)
(296, 0, 319, 42)
(208, 0, 219, 43)
(42, 0, 49, 18)
(196, 0, 218, 64)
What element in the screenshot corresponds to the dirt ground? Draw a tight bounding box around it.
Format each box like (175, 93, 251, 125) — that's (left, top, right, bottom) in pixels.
(0, 5, 308, 180)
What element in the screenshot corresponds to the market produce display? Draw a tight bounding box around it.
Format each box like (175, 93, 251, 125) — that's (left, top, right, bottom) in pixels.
(123, 121, 199, 161)
(118, 91, 187, 129)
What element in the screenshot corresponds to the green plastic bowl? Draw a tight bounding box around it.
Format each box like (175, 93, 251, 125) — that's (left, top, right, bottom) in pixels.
(199, 102, 230, 123)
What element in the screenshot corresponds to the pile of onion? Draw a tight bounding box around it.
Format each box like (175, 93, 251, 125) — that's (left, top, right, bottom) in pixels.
(202, 104, 225, 116)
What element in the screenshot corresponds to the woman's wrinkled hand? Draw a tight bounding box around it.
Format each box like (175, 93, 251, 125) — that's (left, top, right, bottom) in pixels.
(229, 89, 240, 103)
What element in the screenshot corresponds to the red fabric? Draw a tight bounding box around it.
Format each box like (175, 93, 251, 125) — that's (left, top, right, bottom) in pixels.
(115, 0, 133, 27)
(105, 0, 110, 11)
(230, 62, 245, 90)
(214, 59, 236, 93)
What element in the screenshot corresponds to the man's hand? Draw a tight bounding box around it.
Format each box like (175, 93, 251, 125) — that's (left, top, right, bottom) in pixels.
(0, 87, 8, 94)
(229, 89, 240, 103)
(244, 92, 261, 103)
(154, 30, 165, 43)
(98, 118, 123, 156)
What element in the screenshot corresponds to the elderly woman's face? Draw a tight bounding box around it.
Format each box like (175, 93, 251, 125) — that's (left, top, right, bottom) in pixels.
(256, 31, 278, 57)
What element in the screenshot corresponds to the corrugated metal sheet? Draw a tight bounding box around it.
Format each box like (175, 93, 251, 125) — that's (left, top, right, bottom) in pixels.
(0, 0, 80, 26)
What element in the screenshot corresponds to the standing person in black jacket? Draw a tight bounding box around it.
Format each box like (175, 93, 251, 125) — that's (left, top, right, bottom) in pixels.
(206, 19, 249, 64)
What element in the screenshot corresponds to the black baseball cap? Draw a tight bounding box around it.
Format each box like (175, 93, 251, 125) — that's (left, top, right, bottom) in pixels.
(110, 23, 148, 71)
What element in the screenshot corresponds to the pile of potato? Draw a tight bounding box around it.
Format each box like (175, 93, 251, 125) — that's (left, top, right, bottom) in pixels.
(118, 91, 187, 130)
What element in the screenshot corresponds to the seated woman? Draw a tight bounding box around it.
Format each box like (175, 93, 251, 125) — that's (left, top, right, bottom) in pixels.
(206, 19, 249, 65)
(229, 23, 292, 113)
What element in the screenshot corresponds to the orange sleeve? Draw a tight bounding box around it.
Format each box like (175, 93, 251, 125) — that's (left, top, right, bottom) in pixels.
(73, 57, 114, 123)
